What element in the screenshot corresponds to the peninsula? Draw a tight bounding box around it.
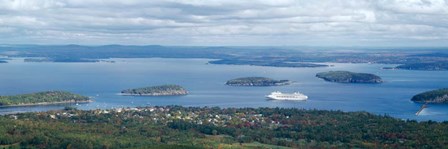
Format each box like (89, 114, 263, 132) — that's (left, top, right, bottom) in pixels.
(0, 91, 91, 107)
(121, 85, 188, 96)
(316, 71, 383, 83)
(226, 77, 291, 86)
(395, 62, 448, 71)
(411, 88, 448, 103)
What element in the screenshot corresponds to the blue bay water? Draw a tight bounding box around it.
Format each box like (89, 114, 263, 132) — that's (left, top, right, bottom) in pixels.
(0, 58, 447, 121)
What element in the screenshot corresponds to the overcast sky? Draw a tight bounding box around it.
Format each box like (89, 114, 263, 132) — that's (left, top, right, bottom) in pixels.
(0, 0, 447, 46)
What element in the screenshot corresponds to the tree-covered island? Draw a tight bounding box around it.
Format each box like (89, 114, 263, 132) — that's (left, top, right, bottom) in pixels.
(121, 85, 188, 96)
(316, 71, 383, 83)
(0, 91, 91, 106)
(411, 88, 448, 103)
(226, 77, 291, 86)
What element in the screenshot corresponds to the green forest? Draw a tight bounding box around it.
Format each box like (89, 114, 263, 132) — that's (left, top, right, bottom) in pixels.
(412, 88, 448, 103)
(120, 85, 188, 96)
(225, 77, 290, 86)
(316, 71, 383, 83)
(0, 106, 446, 148)
(0, 91, 90, 106)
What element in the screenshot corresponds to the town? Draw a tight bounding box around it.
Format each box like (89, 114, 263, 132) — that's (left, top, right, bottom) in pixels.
(3, 106, 447, 148)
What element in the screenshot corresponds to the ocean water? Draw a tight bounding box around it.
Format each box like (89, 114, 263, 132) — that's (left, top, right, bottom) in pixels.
(0, 58, 447, 121)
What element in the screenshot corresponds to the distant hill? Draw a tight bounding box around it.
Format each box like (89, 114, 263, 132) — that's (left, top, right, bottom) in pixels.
(316, 71, 382, 83)
(2, 45, 448, 71)
(412, 88, 448, 103)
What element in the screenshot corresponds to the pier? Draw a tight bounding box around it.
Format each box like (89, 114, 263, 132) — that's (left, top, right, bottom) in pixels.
(415, 103, 428, 116)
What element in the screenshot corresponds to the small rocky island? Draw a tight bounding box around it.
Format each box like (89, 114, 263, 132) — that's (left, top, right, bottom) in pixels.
(121, 85, 188, 96)
(316, 71, 383, 83)
(0, 91, 91, 106)
(226, 77, 291, 86)
(411, 88, 448, 103)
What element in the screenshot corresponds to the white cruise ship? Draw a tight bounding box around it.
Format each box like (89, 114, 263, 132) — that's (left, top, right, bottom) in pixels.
(266, 91, 308, 101)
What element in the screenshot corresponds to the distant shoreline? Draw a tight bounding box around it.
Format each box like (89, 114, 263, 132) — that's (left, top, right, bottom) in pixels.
(0, 100, 93, 108)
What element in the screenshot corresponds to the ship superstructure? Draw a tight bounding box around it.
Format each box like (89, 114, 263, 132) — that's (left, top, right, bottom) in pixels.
(266, 91, 308, 100)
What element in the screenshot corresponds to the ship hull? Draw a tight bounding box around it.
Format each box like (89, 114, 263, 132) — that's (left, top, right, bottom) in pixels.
(265, 95, 308, 101)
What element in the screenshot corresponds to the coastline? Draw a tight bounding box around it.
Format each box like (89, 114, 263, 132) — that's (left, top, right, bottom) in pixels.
(0, 100, 93, 108)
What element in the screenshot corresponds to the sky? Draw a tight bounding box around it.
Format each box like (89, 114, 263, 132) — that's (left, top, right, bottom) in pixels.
(0, 0, 447, 46)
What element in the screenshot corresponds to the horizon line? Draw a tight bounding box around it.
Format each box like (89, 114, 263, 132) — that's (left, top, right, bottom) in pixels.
(1, 44, 448, 49)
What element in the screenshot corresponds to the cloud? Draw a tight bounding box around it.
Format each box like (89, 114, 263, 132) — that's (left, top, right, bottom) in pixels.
(0, 0, 447, 46)
(377, 0, 448, 14)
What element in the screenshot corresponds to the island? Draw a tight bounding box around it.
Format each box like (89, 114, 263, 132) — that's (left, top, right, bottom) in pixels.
(209, 59, 329, 68)
(411, 88, 448, 103)
(316, 71, 383, 83)
(0, 91, 91, 107)
(120, 85, 188, 96)
(0, 60, 7, 63)
(394, 62, 448, 71)
(24, 58, 99, 63)
(381, 67, 396, 70)
(226, 77, 291, 86)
